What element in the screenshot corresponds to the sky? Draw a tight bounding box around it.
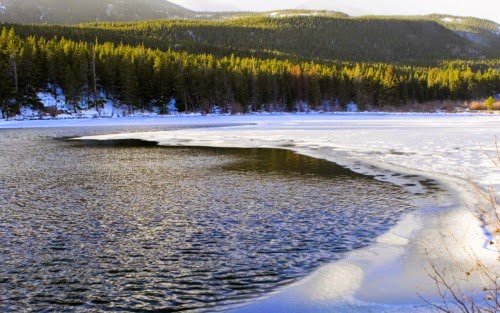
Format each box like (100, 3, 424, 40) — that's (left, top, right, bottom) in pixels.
(169, 0, 500, 24)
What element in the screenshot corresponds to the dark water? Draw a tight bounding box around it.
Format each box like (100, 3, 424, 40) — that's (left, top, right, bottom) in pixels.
(1, 126, 419, 312)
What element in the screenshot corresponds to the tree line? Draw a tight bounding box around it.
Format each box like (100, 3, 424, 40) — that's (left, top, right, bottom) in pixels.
(0, 27, 499, 117)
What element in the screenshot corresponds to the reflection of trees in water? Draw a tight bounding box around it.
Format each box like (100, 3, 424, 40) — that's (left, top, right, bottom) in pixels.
(222, 148, 362, 179)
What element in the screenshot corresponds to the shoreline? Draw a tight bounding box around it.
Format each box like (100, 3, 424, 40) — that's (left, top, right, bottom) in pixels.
(1, 111, 500, 128)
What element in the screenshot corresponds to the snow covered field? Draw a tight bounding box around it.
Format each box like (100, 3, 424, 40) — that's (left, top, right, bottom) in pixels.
(3, 113, 500, 312)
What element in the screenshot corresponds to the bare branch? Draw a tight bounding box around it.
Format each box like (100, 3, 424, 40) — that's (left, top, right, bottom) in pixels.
(422, 140, 500, 312)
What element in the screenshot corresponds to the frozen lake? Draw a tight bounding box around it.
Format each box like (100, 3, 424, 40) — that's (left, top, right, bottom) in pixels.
(2, 113, 500, 312)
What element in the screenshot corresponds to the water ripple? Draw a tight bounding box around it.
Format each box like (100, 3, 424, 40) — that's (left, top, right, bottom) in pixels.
(0, 126, 423, 312)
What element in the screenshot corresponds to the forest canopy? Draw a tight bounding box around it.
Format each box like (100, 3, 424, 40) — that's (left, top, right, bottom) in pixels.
(0, 14, 499, 117)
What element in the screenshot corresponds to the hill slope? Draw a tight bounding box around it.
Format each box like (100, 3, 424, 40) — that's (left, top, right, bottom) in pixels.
(0, 0, 498, 61)
(6, 14, 498, 64)
(0, 0, 193, 24)
(427, 14, 500, 51)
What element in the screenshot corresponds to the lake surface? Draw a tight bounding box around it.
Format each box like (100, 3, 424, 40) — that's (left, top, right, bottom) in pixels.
(0, 125, 422, 312)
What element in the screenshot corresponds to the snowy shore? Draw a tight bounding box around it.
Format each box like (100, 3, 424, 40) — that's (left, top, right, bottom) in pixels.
(3, 113, 500, 312)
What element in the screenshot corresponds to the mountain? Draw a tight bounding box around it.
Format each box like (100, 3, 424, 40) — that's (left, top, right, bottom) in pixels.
(0, 0, 194, 24)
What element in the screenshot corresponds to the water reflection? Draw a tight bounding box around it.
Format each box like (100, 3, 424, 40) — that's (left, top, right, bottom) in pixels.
(1, 127, 419, 312)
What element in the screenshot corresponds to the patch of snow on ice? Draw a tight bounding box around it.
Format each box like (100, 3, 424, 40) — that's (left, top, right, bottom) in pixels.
(300, 262, 363, 301)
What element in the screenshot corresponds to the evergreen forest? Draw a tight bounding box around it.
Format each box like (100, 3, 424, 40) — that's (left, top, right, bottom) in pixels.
(0, 13, 499, 117)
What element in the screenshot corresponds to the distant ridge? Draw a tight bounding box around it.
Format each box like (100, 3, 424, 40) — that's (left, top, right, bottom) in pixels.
(296, 0, 370, 16)
(0, 0, 194, 24)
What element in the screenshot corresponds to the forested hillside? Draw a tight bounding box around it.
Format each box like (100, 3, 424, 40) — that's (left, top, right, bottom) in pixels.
(0, 0, 193, 24)
(411, 15, 500, 53)
(0, 27, 498, 118)
(5, 14, 500, 63)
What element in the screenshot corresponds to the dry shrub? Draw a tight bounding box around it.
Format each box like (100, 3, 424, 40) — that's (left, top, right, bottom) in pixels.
(42, 105, 59, 117)
(468, 100, 500, 111)
(469, 101, 486, 111)
(378, 101, 442, 113)
(442, 101, 457, 112)
(410, 100, 466, 113)
(417, 101, 446, 112)
(378, 104, 399, 112)
(227, 101, 245, 114)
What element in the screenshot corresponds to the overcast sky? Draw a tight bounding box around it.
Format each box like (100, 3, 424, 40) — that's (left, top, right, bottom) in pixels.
(169, 0, 500, 24)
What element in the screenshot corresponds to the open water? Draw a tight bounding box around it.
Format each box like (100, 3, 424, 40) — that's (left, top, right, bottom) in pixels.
(0, 125, 423, 312)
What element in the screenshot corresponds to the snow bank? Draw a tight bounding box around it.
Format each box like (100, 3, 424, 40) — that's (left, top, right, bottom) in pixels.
(9, 90, 168, 121)
(7, 113, 500, 311)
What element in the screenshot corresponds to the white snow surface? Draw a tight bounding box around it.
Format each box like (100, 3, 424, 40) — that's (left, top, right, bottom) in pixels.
(441, 17, 463, 23)
(36, 91, 118, 118)
(268, 11, 320, 18)
(4, 113, 500, 311)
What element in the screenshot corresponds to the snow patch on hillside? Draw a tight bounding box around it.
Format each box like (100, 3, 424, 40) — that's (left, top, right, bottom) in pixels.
(39, 8, 49, 22)
(456, 31, 489, 45)
(38, 91, 118, 118)
(3, 89, 184, 121)
(37, 91, 65, 109)
(106, 4, 113, 16)
(442, 17, 463, 23)
(268, 11, 320, 18)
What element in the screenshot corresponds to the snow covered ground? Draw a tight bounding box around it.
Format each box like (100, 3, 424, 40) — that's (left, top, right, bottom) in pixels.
(3, 113, 500, 312)
(2, 90, 179, 121)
